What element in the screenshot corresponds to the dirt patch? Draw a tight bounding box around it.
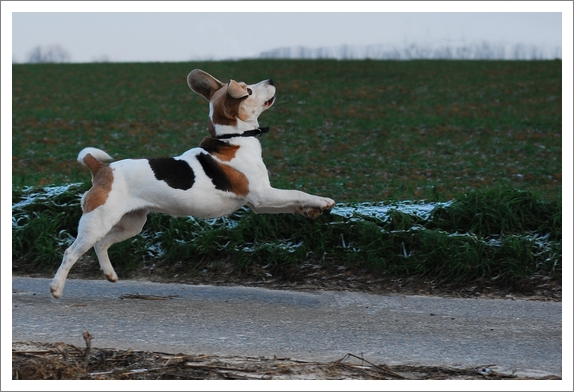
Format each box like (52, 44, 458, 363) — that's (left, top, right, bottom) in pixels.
(14, 255, 562, 302)
(162, 263, 562, 302)
(12, 341, 559, 381)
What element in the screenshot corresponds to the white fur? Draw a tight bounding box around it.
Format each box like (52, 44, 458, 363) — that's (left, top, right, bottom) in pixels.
(77, 147, 113, 164)
(50, 69, 335, 299)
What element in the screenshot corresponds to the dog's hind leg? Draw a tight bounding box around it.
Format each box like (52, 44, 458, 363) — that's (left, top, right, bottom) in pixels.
(94, 209, 148, 283)
(50, 210, 122, 299)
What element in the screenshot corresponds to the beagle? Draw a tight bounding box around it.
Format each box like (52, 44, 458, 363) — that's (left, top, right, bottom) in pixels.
(50, 69, 335, 298)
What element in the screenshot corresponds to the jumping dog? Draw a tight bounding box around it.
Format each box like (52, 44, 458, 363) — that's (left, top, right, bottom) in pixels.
(50, 69, 335, 298)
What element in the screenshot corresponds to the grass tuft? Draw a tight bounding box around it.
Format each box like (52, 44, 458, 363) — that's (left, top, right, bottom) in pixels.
(429, 187, 561, 239)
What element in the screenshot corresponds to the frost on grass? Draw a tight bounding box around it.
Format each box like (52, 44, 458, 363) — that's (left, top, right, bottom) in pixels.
(12, 183, 84, 211)
(11, 185, 561, 283)
(331, 201, 453, 222)
(239, 240, 305, 254)
(12, 183, 85, 229)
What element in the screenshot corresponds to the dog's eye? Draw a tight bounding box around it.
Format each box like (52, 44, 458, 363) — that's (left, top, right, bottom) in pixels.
(247, 88, 252, 95)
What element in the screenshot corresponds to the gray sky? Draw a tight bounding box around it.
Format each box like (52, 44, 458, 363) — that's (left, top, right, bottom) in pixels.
(7, 5, 565, 63)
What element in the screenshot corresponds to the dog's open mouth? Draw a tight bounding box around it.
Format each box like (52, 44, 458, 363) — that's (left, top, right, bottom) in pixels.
(265, 95, 275, 107)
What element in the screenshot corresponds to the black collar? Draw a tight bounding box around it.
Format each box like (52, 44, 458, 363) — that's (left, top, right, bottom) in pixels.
(215, 127, 270, 139)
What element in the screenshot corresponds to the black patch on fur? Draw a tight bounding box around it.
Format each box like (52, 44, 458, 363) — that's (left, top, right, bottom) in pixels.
(197, 153, 232, 192)
(200, 137, 227, 154)
(148, 158, 195, 190)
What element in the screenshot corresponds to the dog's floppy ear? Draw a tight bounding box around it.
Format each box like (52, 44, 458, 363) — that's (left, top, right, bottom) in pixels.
(187, 69, 224, 101)
(227, 80, 249, 99)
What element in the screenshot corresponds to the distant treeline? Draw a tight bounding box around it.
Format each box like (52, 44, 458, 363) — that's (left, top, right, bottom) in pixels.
(259, 42, 562, 60)
(20, 41, 561, 64)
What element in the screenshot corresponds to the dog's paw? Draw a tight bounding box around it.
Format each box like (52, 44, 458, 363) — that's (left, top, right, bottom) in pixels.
(49, 281, 63, 299)
(299, 197, 336, 219)
(321, 197, 336, 210)
(299, 207, 322, 219)
(104, 271, 118, 283)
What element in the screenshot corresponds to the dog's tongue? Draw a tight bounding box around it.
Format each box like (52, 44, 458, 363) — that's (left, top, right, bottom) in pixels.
(265, 96, 275, 106)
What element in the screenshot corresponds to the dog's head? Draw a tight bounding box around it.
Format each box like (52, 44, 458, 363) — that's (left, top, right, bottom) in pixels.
(187, 69, 276, 138)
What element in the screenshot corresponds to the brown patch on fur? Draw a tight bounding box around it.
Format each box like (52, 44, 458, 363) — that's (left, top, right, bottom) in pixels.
(200, 137, 240, 161)
(237, 108, 251, 123)
(197, 153, 250, 197)
(210, 87, 242, 127)
(82, 154, 114, 213)
(82, 153, 105, 174)
(220, 164, 249, 197)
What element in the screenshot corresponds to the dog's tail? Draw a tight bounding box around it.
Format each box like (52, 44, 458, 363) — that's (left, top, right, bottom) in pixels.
(78, 147, 113, 175)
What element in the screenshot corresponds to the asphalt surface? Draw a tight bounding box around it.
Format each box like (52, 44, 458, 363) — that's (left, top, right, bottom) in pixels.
(11, 276, 562, 377)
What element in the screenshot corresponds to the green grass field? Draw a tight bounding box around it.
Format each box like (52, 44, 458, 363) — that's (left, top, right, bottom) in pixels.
(12, 60, 561, 201)
(12, 60, 562, 294)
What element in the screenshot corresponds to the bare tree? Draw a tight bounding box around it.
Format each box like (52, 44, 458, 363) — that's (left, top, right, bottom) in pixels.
(27, 45, 71, 63)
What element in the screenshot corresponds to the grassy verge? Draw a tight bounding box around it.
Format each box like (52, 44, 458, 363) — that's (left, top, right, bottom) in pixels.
(12, 184, 561, 293)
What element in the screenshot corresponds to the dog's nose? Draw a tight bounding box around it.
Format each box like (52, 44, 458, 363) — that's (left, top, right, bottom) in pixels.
(268, 79, 274, 86)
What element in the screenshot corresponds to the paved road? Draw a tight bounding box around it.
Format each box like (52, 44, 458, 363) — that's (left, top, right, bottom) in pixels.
(12, 277, 562, 377)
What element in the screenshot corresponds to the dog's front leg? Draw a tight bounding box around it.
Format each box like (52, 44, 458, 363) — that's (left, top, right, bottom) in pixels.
(248, 188, 335, 218)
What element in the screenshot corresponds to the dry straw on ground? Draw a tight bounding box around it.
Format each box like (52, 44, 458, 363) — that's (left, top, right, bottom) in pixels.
(12, 339, 559, 380)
